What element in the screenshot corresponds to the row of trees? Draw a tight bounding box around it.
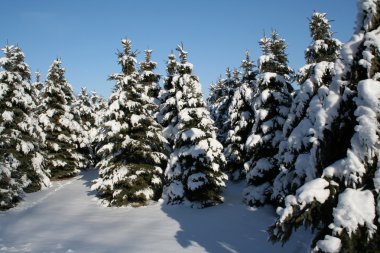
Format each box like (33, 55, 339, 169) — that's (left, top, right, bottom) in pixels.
(1, 1, 379, 252)
(208, 2, 380, 252)
(0, 39, 227, 210)
(91, 40, 227, 208)
(0, 46, 106, 210)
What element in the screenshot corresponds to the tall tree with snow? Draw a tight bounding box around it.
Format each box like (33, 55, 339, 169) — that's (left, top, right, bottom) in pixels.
(38, 59, 84, 179)
(92, 39, 168, 207)
(224, 60, 256, 181)
(207, 67, 238, 145)
(164, 45, 227, 208)
(207, 77, 225, 139)
(272, 12, 342, 204)
(0, 45, 50, 210)
(157, 52, 178, 149)
(139, 49, 161, 116)
(32, 71, 44, 101)
(270, 2, 380, 252)
(74, 87, 97, 167)
(90, 91, 106, 164)
(243, 31, 293, 206)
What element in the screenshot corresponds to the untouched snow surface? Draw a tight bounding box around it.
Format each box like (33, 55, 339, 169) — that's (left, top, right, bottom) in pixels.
(0, 170, 312, 253)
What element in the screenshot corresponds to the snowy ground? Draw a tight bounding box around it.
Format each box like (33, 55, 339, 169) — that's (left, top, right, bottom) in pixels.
(0, 170, 312, 253)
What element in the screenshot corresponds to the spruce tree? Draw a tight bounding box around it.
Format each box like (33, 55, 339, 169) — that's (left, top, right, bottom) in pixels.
(270, 2, 380, 252)
(139, 49, 161, 116)
(92, 39, 168, 207)
(74, 87, 96, 167)
(224, 64, 256, 181)
(207, 67, 237, 145)
(90, 91, 106, 164)
(272, 12, 342, 204)
(90, 91, 106, 122)
(32, 71, 44, 100)
(164, 45, 227, 208)
(243, 31, 293, 206)
(0, 45, 50, 210)
(157, 52, 178, 149)
(38, 59, 84, 179)
(207, 77, 225, 139)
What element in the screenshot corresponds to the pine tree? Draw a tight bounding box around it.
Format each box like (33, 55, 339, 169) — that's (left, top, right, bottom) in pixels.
(74, 87, 96, 167)
(32, 71, 44, 100)
(92, 39, 168, 207)
(224, 64, 256, 181)
(90, 91, 106, 122)
(270, 2, 380, 252)
(90, 91, 106, 165)
(207, 67, 237, 145)
(272, 12, 342, 204)
(0, 45, 50, 210)
(157, 52, 178, 149)
(164, 44, 227, 208)
(139, 49, 161, 116)
(38, 59, 84, 179)
(243, 31, 293, 206)
(208, 77, 225, 138)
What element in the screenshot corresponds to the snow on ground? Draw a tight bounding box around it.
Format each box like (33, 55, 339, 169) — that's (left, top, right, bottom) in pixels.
(0, 170, 312, 253)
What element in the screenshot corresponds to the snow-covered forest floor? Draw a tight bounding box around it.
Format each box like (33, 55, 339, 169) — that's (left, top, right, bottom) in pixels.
(0, 170, 312, 253)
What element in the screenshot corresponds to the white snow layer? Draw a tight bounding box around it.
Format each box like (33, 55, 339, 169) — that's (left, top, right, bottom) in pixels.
(0, 170, 312, 253)
(314, 235, 342, 253)
(181, 128, 206, 142)
(295, 178, 330, 207)
(356, 0, 378, 33)
(277, 178, 330, 222)
(2, 110, 14, 121)
(329, 188, 376, 238)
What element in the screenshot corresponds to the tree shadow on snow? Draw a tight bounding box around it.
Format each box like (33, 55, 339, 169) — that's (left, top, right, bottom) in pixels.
(80, 168, 99, 197)
(160, 182, 309, 253)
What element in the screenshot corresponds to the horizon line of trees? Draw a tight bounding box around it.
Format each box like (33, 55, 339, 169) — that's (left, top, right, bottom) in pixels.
(1, 1, 380, 252)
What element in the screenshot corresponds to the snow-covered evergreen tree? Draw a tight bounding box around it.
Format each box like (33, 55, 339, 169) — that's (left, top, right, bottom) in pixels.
(207, 67, 237, 145)
(90, 91, 106, 122)
(0, 45, 50, 210)
(164, 45, 227, 208)
(90, 91, 106, 164)
(92, 39, 168, 207)
(32, 71, 44, 100)
(139, 49, 161, 116)
(38, 59, 84, 179)
(157, 52, 178, 149)
(272, 12, 342, 204)
(243, 31, 293, 206)
(224, 64, 256, 181)
(270, 2, 380, 252)
(208, 77, 224, 134)
(74, 87, 96, 167)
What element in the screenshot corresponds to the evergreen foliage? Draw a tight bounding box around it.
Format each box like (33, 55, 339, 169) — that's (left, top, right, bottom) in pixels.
(157, 52, 178, 149)
(270, 2, 380, 252)
(208, 77, 225, 140)
(208, 67, 237, 146)
(224, 63, 256, 181)
(0, 45, 50, 210)
(38, 59, 84, 179)
(139, 49, 161, 116)
(32, 71, 44, 101)
(90, 91, 106, 164)
(92, 39, 168, 207)
(164, 44, 227, 208)
(243, 31, 293, 206)
(3, 4, 380, 252)
(272, 12, 342, 204)
(74, 87, 97, 167)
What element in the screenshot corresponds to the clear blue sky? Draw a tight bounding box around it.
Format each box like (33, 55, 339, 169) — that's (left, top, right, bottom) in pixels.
(1, 0, 357, 99)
